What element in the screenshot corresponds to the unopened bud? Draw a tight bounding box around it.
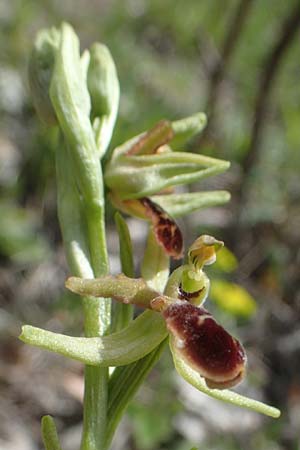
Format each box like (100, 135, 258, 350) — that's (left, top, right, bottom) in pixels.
(87, 43, 119, 156)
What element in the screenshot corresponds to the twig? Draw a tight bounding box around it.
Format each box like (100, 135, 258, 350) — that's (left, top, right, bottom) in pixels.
(241, 1, 300, 177)
(193, 0, 253, 147)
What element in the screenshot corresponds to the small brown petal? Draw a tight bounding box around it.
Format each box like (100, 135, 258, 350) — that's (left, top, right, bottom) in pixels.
(141, 197, 183, 259)
(126, 120, 174, 156)
(164, 302, 246, 389)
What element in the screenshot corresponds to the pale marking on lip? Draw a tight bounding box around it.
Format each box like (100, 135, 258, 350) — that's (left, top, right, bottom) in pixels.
(175, 338, 186, 349)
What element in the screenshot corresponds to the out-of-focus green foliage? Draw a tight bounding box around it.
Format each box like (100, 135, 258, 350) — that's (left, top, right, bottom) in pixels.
(0, 200, 51, 263)
(213, 246, 238, 273)
(210, 279, 257, 318)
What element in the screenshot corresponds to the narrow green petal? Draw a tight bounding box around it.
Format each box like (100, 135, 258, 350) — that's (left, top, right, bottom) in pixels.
(171, 342, 281, 418)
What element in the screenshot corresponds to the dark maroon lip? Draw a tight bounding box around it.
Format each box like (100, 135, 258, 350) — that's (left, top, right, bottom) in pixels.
(164, 302, 246, 388)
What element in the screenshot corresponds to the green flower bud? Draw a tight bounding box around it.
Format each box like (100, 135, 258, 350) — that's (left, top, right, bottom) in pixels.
(28, 27, 60, 125)
(87, 43, 120, 157)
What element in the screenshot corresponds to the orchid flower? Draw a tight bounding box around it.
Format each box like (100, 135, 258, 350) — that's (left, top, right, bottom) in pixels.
(21, 234, 280, 418)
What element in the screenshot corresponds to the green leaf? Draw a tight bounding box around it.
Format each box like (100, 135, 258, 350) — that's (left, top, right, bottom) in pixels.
(41, 416, 63, 450)
(106, 341, 167, 448)
(210, 280, 257, 318)
(142, 228, 170, 292)
(171, 343, 280, 418)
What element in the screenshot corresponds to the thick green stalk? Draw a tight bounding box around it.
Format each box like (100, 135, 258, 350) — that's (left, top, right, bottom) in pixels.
(48, 24, 112, 450)
(80, 171, 110, 450)
(56, 141, 110, 450)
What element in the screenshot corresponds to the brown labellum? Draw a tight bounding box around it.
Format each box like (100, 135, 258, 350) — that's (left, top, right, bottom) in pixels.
(141, 197, 183, 259)
(164, 302, 246, 389)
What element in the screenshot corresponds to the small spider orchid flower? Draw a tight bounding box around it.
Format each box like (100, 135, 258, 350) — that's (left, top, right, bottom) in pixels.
(65, 235, 246, 390)
(20, 233, 280, 418)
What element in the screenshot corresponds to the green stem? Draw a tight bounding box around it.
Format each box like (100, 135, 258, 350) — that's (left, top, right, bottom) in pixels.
(56, 139, 110, 450)
(80, 167, 110, 450)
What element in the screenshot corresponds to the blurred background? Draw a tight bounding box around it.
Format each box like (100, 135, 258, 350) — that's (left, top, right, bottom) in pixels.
(1, 0, 300, 449)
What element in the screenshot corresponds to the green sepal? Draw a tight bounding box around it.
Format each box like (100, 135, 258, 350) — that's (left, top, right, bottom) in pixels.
(152, 191, 230, 218)
(171, 112, 207, 150)
(20, 310, 167, 367)
(66, 274, 159, 308)
(171, 341, 281, 418)
(105, 149, 230, 200)
(88, 43, 120, 157)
